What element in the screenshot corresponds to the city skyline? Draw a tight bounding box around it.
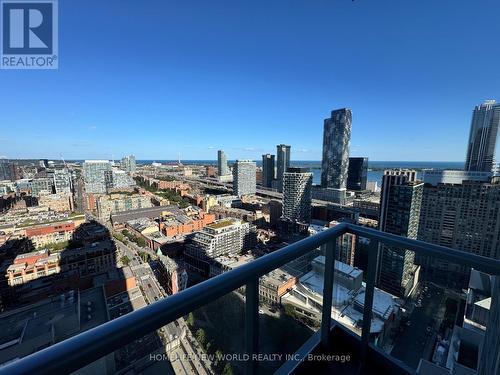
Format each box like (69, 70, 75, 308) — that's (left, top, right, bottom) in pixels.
(1, 1, 500, 374)
(1, 1, 500, 161)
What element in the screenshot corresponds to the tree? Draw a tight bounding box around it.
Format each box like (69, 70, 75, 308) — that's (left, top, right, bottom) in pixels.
(221, 363, 233, 375)
(120, 255, 131, 266)
(179, 199, 190, 209)
(186, 312, 194, 327)
(135, 236, 147, 248)
(195, 328, 207, 347)
(214, 350, 223, 368)
(206, 340, 212, 353)
(283, 304, 298, 319)
(45, 241, 68, 251)
(138, 251, 150, 262)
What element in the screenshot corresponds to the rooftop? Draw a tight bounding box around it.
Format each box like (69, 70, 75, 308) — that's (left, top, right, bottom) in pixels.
(206, 219, 236, 229)
(126, 217, 158, 232)
(111, 205, 180, 224)
(213, 253, 255, 269)
(0, 288, 108, 366)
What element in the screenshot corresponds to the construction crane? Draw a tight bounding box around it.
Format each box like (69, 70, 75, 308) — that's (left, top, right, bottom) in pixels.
(60, 153, 69, 170)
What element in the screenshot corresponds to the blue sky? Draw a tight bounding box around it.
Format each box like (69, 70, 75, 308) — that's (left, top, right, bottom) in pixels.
(1, 0, 499, 161)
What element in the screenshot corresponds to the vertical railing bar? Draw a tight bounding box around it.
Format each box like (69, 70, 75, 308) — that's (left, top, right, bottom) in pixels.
(321, 239, 336, 347)
(361, 238, 379, 364)
(245, 277, 259, 375)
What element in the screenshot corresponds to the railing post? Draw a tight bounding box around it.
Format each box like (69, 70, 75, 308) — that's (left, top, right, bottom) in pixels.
(361, 238, 379, 364)
(321, 240, 336, 348)
(245, 277, 259, 374)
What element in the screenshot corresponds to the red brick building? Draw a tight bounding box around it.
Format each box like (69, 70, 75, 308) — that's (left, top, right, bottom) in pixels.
(160, 211, 215, 237)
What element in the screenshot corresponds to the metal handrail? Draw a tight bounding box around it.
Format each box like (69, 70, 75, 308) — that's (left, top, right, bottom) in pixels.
(1, 223, 499, 375)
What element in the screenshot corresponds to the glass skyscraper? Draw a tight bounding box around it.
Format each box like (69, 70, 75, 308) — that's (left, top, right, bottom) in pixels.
(120, 155, 137, 173)
(217, 150, 229, 177)
(276, 144, 290, 192)
(465, 100, 500, 172)
(321, 108, 352, 190)
(377, 169, 423, 298)
(83, 160, 112, 194)
(347, 157, 368, 191)
(262, 154, 275, 188)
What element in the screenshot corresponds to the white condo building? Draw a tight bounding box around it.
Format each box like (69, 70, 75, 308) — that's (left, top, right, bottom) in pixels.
(282, 168, 312, 223)
(233, 160, 256, 197)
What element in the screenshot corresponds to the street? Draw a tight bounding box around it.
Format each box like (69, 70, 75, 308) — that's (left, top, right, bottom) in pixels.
(113, 227, 213, 375)
(391, 283, 447, 368)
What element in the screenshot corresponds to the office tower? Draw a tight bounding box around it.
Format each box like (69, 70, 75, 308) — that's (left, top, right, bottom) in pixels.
(321, 108, 352, 191)
(83, 160, 112, 194)
(120, 155, 137, 173)
(51, 168, 72, 194)
(217, 150, 229, 177)
(347, 157, 368, 191)
(233, 160, 256, 197)
(418, 171, 500, 289)
(276, 144, 291, 192)
(282, 168, 312, 223)
(465, 100, 500, 172)
(262, 154, 275, 188)
(377, 170, 423, 298)
(0, 160, 18, 181)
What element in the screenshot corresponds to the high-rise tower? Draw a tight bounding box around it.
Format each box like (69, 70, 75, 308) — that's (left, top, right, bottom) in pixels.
(465, 100, 500, 172)
(321, 108, 352, 191)
(233, 160, 256, 197)
(377, 169, 423, 298)
(262, 154, 275, 188)
(217, 150, 229, 177)
(276, 144, 291, 192)
(83, 160, 112, 194)
(282, 168, 312, 223)
(347, 157, 368, 191)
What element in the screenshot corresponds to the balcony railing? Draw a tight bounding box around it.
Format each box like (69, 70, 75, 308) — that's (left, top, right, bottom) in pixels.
(1, 223, 499, 375)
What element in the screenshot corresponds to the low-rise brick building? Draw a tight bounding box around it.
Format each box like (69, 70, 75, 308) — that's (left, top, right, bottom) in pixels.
(25, 221, 76, 248)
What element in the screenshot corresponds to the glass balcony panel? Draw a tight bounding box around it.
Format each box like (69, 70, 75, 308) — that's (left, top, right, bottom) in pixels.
(257, 251, 324, 373)
(375, 256, 495, 374)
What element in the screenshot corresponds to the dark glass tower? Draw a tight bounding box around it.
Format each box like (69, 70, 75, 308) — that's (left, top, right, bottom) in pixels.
(262, 154, 275, 188)
(276, 144, 291, 192)
(347, 157, 368, 191)
(321, 108, 352, 190)
(377, 170, 423, 298)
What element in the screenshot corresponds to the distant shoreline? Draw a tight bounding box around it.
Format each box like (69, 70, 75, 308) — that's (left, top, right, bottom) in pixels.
(2, 158, 465, 171)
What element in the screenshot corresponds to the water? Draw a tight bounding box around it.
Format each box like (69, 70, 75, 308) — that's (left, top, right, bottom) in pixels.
(140, 160, 464, 186)
(308, 168, 383, 185)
